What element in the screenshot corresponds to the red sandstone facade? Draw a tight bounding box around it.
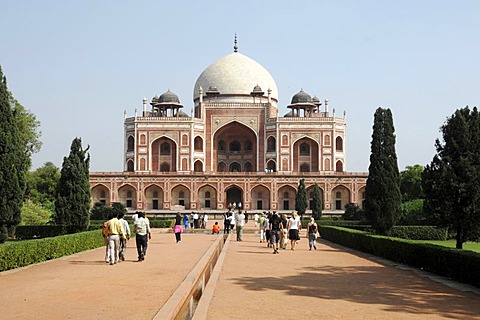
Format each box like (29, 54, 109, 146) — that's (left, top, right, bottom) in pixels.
(89, 46, 367, 213)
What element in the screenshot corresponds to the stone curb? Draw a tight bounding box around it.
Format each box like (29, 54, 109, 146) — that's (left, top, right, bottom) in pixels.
(191, 235, 231, 320)
(153, 233, 226, 320)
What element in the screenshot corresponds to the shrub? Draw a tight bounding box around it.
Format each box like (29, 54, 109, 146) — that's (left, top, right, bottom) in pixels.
(388, 226, 447, 240)
(15, 225, 65, 239)
(343, 203, 365, 221)
(319, 226, 480, 287)
(0, 230, 104, 272)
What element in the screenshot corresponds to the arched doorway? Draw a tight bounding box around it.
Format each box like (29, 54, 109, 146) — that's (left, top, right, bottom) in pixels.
(251, 185, 270, 210)
(91, 184, 110, 206)
(214, 121, 257, 172)
(278, 185, 296, 211)
(145, 185, 163, 210)
(118, 185, 137, 210)
(151, 137, 177, 172)
(293, 137, 319, 172)
(226, 186, 242, 208)
(198, 185, 217, 209)
(331, 185, 351, 210)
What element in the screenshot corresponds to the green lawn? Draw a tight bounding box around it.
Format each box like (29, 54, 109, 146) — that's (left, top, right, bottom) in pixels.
(424, 240, 480, 253)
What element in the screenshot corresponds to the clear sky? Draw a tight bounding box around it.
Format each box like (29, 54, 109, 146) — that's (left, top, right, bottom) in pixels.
(1, 1, 479, 173)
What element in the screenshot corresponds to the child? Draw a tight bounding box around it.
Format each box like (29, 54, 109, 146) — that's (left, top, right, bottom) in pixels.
(212, 221, 220, 234)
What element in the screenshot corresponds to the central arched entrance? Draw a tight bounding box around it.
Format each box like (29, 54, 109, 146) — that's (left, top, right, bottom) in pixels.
(213, 121, 257, 172)
(226, 186, 242, 208)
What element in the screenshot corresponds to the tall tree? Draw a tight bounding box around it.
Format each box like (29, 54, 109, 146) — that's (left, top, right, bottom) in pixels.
(26, 162, 60, 204)
(295, 179, 308, 218)
(9, 95, 42, 171)
(311, 183, 323, 219)
(54, 138, 91, 233)
(422, 107, 480, 249)
(400, 164, 424, 201)
(364, 107, 402, 235)
(0, 66, 25, 242)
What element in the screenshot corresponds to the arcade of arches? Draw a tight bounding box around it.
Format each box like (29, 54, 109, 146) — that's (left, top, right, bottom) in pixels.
(90, 177, 366, 212)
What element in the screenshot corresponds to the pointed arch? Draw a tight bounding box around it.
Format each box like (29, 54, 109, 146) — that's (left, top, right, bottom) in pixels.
(194, 160, 203, 172)
(336, 136, 343, 151)
(91, 184, 110, 206)
(127, 135, 135, 152)
(151, 136, 177, 172)
(126, 159, 134, 172)
(118, 184, 137, 209)
(251, 185, 270, 210)
(194, 136, 203, 151)
(293, 137, 319, 172)
(267, 136, 276, 152)
(336, 160, 344, 172)
(277, 185, 296, 210)
(198, 184, 217, 209)
(331, 185, 351, 210)
(213, 121, 257, 172)
(145, 184, 164, 210)
(171, 184, 190, 209)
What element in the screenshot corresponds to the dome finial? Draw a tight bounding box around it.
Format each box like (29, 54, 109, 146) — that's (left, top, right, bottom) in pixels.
(233, 33, 238, 52)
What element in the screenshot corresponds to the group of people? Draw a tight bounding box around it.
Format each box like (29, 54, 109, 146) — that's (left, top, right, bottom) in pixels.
(181, 212, 209, 230)
(254, 211, 320, 253)
(103, 209, 320, 264)
(102, 211, 151, 264)
(223, 209, 247, 241)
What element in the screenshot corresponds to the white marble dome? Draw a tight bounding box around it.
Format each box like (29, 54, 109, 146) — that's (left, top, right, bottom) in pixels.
(193, 52, 278, 102)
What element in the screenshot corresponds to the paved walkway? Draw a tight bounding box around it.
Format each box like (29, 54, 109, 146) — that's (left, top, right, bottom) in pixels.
(1, 221, 479, 319)
(196, 225, 480, 320)
(0, 228, 217, 320)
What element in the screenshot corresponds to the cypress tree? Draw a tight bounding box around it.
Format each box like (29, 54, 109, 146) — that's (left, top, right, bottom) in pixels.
(364, 107, 402, 235)
(311, 183, 323, 219)
(0, 66, 24, 242)
(295, 179, 308, 219)
(54, 137, 91, 233)
(422, 107, 480, 249)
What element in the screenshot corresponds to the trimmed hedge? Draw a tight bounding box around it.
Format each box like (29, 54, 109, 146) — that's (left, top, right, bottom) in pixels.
(389, 226, 447, 240)
(317, 220, 448, 241)
(0, 230, 104, 272)
(319, 226, 480, 288)
(15, 225, 66, 239)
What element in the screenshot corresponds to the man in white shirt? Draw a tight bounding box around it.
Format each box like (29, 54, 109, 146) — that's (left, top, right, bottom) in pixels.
(203, 213, 209, 229)
(235, 211, 245, 241)
(133, 212, 151, 261)
(193, 212, 199, 229)
(118, 212, 131, 261)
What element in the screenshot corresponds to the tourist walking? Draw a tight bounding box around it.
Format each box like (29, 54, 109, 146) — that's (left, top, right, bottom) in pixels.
(193, 212, 199, 229)
(269, 212, 283, 254)
(107, 213, 125, 265)
(235, 210, 245, 241)
(173, 212, 183, 243)
(254, 212, 259, 227)
(223, 210, 231, 234)
(134, 212, 151, 261)
(287, 211, 301, 250)
(307, 217, 319, 250)
(118, 212, 131, 261)
(203, 213, 209, 229)
(265, 212, 271, 247)
(280, 213, 288, 250)
(229, 210, 236, 233)
(102, 214, 112, 263)
(183, 213, 189, 229)
(258, 213, 266, 243)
